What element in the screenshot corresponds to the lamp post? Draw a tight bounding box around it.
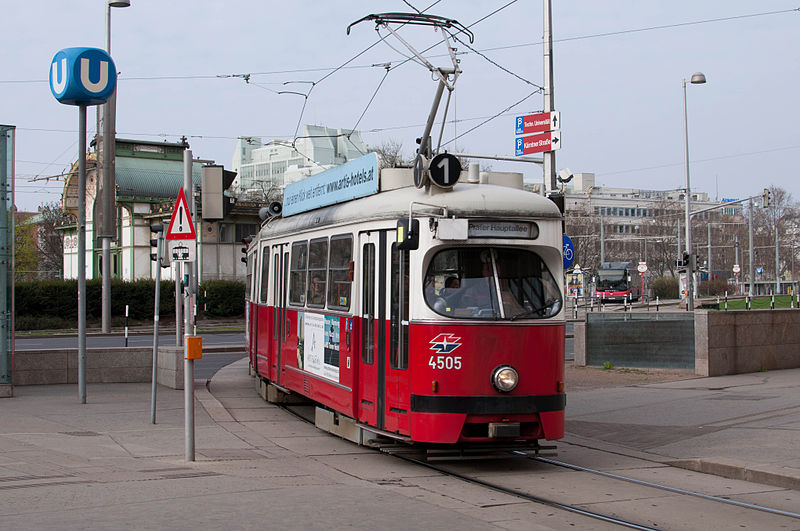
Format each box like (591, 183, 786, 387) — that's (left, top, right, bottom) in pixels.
(682, 71, 706, 310)
(101, 0, 130, 333)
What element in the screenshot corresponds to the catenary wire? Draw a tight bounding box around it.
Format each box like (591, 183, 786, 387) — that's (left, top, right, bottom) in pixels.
(4, 7, 796, 86)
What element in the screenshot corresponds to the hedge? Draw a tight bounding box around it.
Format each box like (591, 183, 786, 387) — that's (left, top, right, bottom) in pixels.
(650, 276, 680, 300)
(14, 279, 245, 321)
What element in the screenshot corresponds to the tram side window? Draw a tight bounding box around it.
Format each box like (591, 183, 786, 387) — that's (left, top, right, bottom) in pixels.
(390, 243, 409, 370)
(289, 241, 308, 306)
(259, 246, 269, 304)
(245, 254, 253, 301)
(328, 235, 353, 310)
(272, 254, 279, 339)
(361, 243, 375, 365)
(307, 238, 328, 308)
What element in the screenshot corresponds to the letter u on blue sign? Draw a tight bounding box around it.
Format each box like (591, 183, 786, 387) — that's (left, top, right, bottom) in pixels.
(50, 47, 117, 106)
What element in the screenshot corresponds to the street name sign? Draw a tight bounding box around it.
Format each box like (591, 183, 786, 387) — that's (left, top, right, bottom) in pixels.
(515, 111, 560, 136)
(166, 188, 197, 240)
(515, 131, 561, 156)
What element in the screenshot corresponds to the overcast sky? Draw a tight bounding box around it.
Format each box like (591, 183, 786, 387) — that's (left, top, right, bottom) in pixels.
(3, 1, 799, 211)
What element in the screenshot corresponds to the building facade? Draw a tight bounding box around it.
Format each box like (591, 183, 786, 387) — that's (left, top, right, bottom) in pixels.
(231, 125, 367, 198)
(561, 172, 746, 280)
(60, 138, 261, 282)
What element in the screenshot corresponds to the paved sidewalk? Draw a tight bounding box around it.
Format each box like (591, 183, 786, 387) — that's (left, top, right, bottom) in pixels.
(0, 360, 797, 529)
(564, 368, 800, 489)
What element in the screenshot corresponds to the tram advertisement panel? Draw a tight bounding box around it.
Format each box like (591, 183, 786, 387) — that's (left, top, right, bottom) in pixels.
(302, 313, 340, 382)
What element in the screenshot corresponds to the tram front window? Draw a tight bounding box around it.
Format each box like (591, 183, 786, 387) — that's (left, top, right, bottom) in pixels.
(424, 247, 562, 320)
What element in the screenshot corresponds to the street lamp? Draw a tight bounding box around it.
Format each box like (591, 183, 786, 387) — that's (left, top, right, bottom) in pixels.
(682, 71, 706, 310)
(101, 0, 130, 333)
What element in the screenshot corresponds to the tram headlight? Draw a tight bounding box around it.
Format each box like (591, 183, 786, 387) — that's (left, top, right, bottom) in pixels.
(491, 365, 519, 393)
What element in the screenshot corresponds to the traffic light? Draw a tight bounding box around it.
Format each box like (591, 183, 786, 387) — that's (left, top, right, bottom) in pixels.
(682, 251, 690, 267)
(150, 224, 168, 268)
(762, 188, 772, 208)
(695, 254, 701, 271)
(241, 235, 253, 264)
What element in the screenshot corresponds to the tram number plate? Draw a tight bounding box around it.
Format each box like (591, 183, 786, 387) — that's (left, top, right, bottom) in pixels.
(428, 355, 462, 370)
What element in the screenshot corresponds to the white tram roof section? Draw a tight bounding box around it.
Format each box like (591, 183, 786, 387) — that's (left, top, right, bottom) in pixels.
(258, 168, 562, 240)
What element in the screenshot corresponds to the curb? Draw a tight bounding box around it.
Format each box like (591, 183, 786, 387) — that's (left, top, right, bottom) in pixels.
(670, 458, 800, 491)
(17, 328, 244, 340)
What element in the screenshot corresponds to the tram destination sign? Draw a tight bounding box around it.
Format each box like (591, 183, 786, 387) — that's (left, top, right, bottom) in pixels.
(283, 153, 379, 216)
(468, 221, 538, 239)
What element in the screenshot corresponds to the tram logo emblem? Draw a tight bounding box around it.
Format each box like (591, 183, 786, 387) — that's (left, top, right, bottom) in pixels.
(429, 334, 462, 354)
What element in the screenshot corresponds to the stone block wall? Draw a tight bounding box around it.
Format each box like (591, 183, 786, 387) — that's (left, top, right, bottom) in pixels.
(12, 347, 184, 388)
(695, 309, 800, 376)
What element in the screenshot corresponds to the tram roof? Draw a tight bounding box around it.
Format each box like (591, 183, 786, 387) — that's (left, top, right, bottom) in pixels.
(259, 171, 562, 239)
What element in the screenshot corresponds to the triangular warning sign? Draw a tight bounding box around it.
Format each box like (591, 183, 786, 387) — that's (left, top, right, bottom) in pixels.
(165, 188, 197, 240)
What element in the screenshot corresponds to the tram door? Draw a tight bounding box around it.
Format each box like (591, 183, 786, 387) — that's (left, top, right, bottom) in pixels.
(385, 237, 410, 435)
(271, 244, 289, 386)
(255, 244, 270, 376)
(357, 232, 381, 427)
(358, 231, 410, 435)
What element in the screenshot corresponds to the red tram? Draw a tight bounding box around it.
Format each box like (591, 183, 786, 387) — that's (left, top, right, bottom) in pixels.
(244, 156, 565, 446)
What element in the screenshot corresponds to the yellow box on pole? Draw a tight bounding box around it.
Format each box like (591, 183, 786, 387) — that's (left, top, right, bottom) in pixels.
(185, 336, 202, 359)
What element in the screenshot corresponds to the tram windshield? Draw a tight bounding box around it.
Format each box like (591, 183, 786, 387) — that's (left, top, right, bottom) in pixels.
(424, 247, 562, 320)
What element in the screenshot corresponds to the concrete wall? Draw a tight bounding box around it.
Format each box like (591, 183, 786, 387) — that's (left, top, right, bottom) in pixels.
(574, 309, 800, 377)
(576, 313, 695, 370)
(12, 347, 184, 388)
(695, 309, 800, 376)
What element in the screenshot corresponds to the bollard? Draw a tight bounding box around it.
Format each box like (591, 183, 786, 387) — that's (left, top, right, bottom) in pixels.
(771, 291, 775, 310)
(746, 294, 750, 310)
(724, 291, 728, 311)
(656, 296, 659, 312)
(124, 305, 129, 347)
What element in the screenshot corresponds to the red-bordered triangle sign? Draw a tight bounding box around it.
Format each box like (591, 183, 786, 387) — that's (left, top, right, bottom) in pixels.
(165, 188, 197, 240)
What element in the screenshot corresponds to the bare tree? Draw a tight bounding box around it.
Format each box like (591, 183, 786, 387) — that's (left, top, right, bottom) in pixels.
(368, 139, 409, 168)
(750, 186, 798, 284)
(36, 202, 70, 279)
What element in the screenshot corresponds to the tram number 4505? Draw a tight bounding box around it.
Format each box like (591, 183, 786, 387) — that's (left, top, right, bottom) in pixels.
(428, 355, 462, 370)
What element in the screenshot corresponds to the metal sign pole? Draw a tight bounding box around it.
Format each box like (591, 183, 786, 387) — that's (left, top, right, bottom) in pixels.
(184, 276, 195, 462)
(182, 148, 195, 462)
(151, 229, 162, 424)
(77, 104, 87, 404)
(49, 47, 117, 404)
(175, 260, 182, 347)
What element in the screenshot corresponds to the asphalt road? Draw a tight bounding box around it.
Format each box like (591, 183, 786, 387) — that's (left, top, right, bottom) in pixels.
(15, 332, 245, 350)
(16, 328, 574, 376)
(194, 351, 247, 380)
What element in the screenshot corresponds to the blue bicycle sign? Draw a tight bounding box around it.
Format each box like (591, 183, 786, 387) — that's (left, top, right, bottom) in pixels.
(563, 234, 575, 269)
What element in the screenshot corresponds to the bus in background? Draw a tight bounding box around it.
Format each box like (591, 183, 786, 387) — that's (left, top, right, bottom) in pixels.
(595, 262, 640, 302)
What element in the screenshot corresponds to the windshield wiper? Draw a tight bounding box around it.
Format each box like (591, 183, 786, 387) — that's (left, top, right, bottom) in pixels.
(510, 299, 558, 321)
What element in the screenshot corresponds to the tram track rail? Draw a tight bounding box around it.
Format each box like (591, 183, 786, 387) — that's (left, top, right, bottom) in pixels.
(525, 454, 800, 520)
(277, 402, 800, 529)
(278, 403, 657, 529)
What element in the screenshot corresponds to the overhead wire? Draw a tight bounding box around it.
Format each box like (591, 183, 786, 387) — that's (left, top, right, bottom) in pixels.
(440, 89, 540, 148)
(287, 0, 444, 152)
(4, 7, 797, 86)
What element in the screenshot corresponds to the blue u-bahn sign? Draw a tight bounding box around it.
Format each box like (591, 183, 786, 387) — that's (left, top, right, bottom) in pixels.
(50, 47, 117, 106)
